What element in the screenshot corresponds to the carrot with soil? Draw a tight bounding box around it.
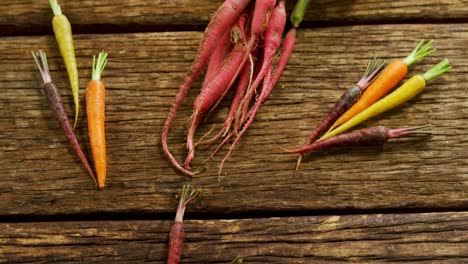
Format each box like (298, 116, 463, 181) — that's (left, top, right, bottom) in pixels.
(294, 57, 386, 175)
(32, 50, 97, 187)
(167, 185, 201, 264)
(329, 40, 436, 131)
(161, 0, 251, 176)
(285, 125, 432, 154)
(49, 0, 80, 128)
(86, 52, 108, 190)
(321, 59, 451, 140)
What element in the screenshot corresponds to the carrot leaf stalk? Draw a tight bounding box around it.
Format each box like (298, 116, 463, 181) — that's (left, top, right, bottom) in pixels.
(231, 256, 244, 264)
(167, 185, 201, 264)
(422, 58, 451, 82)
(175, 185, 201, 223)
(403, 39, 436, 66)
(49, 0, 80, 129)
(92, 52, 108, 81)
(291, 0, 312, 28)
(32, 50, 97, 187)
(321, 59, 451, 141)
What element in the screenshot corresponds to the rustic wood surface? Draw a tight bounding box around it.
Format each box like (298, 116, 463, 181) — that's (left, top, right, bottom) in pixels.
(1, 212, 467, 263)
(1, 0, 468, 35)
(1, 0, 467, 262)
(1, 25, 467, 216)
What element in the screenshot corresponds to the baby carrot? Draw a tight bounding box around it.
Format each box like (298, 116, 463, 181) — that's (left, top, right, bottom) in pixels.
(294, 57, 386, 175)
(286, 125, 432, 154)
(86, 52, 108, 190)
(49, 0, 80, 128)
(32, 50, 97, 187)
(321, 59, 451, 141)
(167, 185, 200, 264)
(329, 40, 436, 131)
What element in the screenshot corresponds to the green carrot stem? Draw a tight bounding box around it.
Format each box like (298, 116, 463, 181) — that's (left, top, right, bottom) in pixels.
(49, 0, 62, 16)
(291, 0, 311, 28)
(422, 58, 451, 82)
(403, 40, 436, 66)
(175, 185, 201, 223)
(92, 52, 108, 81)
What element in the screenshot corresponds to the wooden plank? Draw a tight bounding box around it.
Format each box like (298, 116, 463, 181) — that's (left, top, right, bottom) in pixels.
(1, 1, 468, 35)
(1, 212, 467, 263)
(0, 24, 467, 216)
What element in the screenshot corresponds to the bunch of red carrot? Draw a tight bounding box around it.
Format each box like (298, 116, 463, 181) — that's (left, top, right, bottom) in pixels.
(162, 0, 311, 177)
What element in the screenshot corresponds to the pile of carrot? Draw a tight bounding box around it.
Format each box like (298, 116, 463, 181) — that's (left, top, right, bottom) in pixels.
(162, 0, 312, 177)
(31, 0, 110, 189)
(289, 40, 451, 174)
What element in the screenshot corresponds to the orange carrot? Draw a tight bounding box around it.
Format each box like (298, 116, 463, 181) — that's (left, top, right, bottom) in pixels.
(86, 52, 108, 190)
(329, 40, 435, 131)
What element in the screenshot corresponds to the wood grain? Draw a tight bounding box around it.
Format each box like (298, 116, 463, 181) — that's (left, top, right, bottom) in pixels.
(0, 24, 467, 216)
(1, 1, 468, 35)
(1, 212, 467, 263)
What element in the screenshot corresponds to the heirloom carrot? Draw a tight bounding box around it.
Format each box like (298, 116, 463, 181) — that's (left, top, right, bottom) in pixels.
(321, 59, 451, 140)
(185, 19, 248, 170)
(49, 0, 80, 128)
(162, 0, 251, 177)
(32, 50, 97, 187)
(294, 57, 386, 175)
(329, 40, 436, 131)
(167, 185, 201, 264)
(86, 52, 108, 190)
(286, 125, 432, 154)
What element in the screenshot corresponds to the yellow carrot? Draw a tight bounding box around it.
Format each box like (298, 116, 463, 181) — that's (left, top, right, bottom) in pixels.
(49, 0, 79, 128)
(320, 59, 451, 141)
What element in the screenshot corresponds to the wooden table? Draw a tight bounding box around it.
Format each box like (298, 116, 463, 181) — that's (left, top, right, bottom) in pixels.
(1, 1, 467, 262)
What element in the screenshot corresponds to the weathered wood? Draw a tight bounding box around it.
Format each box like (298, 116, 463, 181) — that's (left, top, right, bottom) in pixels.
(1, 1, 468, 35)
(0, 24, 467, 216)
(1, 212, 467, 263)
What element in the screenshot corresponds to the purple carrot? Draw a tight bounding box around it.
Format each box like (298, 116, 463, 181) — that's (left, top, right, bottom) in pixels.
(162, 0, 251, 177)
(32, 50, 97, 187)
(286, 125, 432, 154)
(294, 57, 386, 175)
(167, 185, 200, 264)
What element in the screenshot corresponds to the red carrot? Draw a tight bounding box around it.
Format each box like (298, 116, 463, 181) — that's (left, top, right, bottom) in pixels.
(294, 57, 386, 175)
(32, 50, 97, 187)
(212, 14, 296, 162)
(201, 31, 233, 92)
(185, 21, 248, 170)
(161, 0, 251, 176)
(167, 185, 200, 264)
(285, 125, 432, 154)
(203, 47, 260, 145)
(218, 0, 287, 175)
